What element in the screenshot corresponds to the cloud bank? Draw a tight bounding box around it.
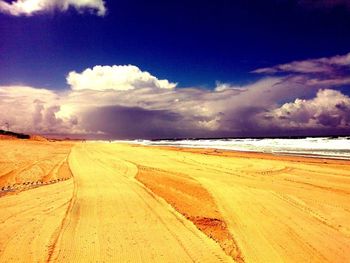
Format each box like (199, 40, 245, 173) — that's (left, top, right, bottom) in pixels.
(253, 52, 350, 75)
(1, 52, 350, 139)
(0, 0, 106, 16)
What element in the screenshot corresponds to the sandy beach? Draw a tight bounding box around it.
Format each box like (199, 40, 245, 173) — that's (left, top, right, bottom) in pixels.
(1, 140, 350, 262)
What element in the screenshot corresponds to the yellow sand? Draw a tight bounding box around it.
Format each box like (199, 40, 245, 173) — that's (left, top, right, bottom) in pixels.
(1, 140, 350, 263)
(0, 140, 73, 189)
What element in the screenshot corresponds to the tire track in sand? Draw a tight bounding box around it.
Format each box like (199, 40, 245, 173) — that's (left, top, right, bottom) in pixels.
(48, 143, 232, 263)
(46, 167, 78, 263)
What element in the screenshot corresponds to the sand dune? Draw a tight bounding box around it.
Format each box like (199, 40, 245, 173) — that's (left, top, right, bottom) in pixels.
(1, 140, 350, 262)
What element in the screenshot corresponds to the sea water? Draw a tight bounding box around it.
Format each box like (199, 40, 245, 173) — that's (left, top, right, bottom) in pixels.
(126, 137, 350, 160)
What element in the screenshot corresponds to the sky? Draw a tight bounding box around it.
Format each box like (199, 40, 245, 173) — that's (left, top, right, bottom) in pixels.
(0, 0, 350, 139)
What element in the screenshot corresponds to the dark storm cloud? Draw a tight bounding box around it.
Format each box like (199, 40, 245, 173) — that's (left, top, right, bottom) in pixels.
(81, 105, 184, 139)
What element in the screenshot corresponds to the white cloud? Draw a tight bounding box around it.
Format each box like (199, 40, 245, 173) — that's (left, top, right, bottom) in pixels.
(263, 89, 350, 129)
(67, 65, 177, 91)
(0, 0, 106, 16)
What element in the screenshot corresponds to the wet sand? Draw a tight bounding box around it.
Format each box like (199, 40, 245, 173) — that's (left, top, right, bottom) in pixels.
(1, 140, 350, 262)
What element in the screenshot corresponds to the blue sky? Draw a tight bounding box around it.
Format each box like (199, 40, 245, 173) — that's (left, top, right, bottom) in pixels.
(1, 0, 350, 138)
(1, 0, 350, 89)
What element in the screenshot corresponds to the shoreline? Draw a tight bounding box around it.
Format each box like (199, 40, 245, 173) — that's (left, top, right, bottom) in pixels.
(2, 137, 350, 162)
(129, 143, 350, 164)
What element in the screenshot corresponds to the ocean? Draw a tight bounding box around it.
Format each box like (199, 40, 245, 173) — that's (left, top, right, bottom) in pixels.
(125, 137, 350, 160)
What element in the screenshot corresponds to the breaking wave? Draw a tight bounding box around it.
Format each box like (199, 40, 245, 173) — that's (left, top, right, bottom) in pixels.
(123, 137, 350, 160)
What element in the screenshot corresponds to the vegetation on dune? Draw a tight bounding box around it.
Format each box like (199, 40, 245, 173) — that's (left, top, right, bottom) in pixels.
(0, 129, 30, 139)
